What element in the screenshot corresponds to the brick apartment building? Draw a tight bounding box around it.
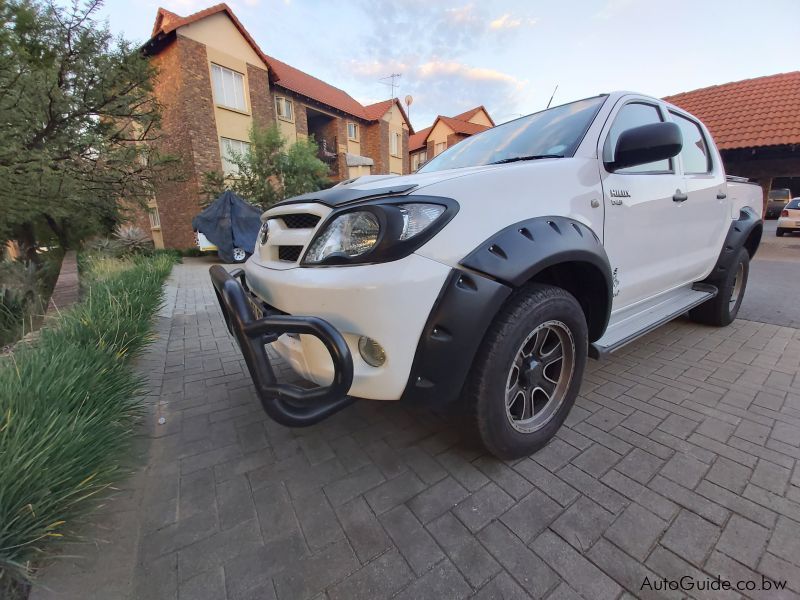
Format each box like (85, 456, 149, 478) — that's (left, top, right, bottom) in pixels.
(141, 3, 412, 249)
(409, 106, 494, 171)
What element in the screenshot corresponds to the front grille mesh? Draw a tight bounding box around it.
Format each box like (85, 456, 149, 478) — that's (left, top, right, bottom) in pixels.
(278, 246, 304, 262)
(280, 214, 321, 229)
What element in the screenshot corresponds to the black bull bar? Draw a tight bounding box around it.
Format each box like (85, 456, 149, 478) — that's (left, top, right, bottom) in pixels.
(209, 265, 354, 426)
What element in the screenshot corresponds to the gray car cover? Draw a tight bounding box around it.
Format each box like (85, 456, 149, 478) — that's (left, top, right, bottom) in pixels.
(192, 191, 262, 263)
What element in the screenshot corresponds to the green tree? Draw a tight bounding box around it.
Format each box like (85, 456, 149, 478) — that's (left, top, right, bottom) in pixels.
(204, 124, 330, 210)
(0, 0, 176, 260)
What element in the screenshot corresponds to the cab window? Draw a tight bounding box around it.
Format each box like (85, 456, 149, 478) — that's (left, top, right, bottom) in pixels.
(670, 112, 711, 174)
(605, 102, 671, 173)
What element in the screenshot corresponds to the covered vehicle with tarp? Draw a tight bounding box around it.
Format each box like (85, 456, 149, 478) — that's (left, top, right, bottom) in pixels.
(192, 191, 262, 263)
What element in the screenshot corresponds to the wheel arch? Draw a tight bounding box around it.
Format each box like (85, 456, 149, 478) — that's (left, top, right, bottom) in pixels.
(706, 207, 762, 282)
(460, 216, 612, 343)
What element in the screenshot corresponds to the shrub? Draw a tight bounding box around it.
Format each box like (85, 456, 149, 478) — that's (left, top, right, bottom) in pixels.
(113, 225, 154, 256)
(0, 252, 176, 591)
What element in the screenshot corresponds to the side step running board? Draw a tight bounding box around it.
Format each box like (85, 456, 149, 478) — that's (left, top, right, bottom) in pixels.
(590, 283, 717, 359)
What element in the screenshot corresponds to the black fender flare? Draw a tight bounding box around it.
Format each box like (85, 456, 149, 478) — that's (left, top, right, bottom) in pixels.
(461, 216, 613, 341)
(704, 207, 762, 283)
(401, 216, 612, 409)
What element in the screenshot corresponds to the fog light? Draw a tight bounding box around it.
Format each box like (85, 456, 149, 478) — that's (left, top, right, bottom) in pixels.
(358, 336, 386, 367)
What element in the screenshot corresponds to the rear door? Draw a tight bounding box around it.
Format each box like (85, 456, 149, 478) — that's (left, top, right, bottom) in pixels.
(668, 110, 728, 282)
(599, 99, 687, 311)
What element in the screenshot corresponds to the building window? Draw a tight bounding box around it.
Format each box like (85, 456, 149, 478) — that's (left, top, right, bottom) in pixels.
(275, 96, 294, 122)
(220, 137, 251, 175)
(148, 207, 161, 230)
(347, 122, 359, 141)
(390, 131, 402, 157)
(435, 142, 447, 155)
(211, 64, 247, 112)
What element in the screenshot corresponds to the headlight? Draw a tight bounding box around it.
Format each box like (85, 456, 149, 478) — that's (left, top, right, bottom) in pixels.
(399, 203, 445, 240)
(301, 198, 457, 266)
(304, 211, 380, 264)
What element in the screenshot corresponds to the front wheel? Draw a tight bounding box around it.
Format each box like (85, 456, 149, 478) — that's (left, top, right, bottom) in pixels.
(776, 228, 785, 237)
(689, 247, 749, 327)
(467, 284, 588, 460)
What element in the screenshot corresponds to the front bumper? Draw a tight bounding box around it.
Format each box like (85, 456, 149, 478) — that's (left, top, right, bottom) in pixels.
(210, 265, 354, 427)
(243, 253, 452, 400)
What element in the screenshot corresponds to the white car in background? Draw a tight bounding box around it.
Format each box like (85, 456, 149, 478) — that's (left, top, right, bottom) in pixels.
(776, 198, 800, 236)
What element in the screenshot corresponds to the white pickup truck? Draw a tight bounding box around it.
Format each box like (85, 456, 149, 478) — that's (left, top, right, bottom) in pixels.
(211, 91, 763, 459)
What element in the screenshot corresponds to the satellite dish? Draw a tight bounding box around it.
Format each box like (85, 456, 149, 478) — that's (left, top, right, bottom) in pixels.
(405, 95, 413, 107)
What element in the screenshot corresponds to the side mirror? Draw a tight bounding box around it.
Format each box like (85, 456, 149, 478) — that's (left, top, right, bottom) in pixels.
(607, 121, 682, 171)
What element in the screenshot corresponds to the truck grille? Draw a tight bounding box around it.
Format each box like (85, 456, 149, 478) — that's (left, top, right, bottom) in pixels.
(278, 246, 304, 262)
(256, 203, 331, 269)
(280, 214, 320, 229)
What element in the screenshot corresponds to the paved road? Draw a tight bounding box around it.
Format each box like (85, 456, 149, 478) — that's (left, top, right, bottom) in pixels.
(739, 218, 800, 329)
(33, 258, 800, 600)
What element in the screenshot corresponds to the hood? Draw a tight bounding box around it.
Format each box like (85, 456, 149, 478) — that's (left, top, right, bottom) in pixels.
(276, 164, 504, 208)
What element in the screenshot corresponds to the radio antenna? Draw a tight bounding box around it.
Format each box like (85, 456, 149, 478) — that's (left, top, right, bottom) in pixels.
(546, 84, 559, 109)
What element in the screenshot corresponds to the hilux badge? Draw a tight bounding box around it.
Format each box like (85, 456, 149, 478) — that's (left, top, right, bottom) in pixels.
(609, 189, 631, 198)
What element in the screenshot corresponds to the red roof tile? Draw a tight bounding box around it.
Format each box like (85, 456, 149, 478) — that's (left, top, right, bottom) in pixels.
(409, 106, 494, 152)
(409, 126, 431, 152)
(149, 4, 412, 126)
(264, 54, 368, 120)
(451, 105, 495, 126)
(664, 72, 800, 150)
(152, 4, 271, 69)
(363, 99, 414, 132)
(438, 115, 491, 136)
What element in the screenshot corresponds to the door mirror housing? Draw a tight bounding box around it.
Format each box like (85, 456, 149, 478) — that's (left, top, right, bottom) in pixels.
(606, 121, 682, 171)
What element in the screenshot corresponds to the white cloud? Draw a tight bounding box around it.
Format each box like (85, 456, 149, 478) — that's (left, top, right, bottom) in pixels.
(489, 14, 538, 30)
(445, 4, 478, 23)
(417, 60, 524, 88)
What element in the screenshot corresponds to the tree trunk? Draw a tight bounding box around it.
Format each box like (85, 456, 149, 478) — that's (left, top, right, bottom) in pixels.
(15, 222, 39, 264)
(43, 214, 70, 249)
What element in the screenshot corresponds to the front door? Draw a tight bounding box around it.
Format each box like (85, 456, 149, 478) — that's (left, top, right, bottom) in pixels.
(600, 99, 687, 312)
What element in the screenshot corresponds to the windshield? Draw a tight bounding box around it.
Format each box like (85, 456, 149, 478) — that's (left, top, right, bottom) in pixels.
(418, 95, 606, 173)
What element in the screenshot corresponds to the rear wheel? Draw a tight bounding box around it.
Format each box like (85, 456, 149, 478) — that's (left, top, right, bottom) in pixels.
(467, 284, 587, 460)
(777, 228, 785, 237)
(689, 247, 749, 326)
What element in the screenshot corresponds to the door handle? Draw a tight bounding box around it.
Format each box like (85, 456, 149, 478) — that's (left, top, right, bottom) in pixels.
(717, 192, 727, 200)
(673, 191, 688, 202)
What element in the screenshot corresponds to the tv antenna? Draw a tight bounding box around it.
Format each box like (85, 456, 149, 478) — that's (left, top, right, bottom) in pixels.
(380, 73, 402, 98)
(546, 84, 559, 109)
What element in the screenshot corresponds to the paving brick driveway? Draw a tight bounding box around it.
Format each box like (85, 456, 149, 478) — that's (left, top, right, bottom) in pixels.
(35, 258, 800, 600)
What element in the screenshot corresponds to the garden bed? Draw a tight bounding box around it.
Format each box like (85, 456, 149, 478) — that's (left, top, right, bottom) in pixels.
(0, 252, 177, 597)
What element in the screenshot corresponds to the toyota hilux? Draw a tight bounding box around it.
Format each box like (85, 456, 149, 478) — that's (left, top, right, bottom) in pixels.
(211, 91, 763, 459)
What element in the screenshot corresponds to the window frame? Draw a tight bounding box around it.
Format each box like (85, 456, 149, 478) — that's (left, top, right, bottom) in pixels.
(347, 122, 359, 141)
(275, 96, 294, 122)
(602, 100, 674, 175)
(434, 141, 447, 156)
(148, 207, 161, 230)
(390, 131, 402, 157)
(668, 110, 713, 175)
(220, 137, 251, 176)
(211, 63, 247, 112)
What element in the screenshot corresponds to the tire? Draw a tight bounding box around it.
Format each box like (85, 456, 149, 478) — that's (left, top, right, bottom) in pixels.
(689, 247, 749, 327)
(776, 228, 785, 237)
(231, 247, 248, 263)
(466, 284, 588, 460)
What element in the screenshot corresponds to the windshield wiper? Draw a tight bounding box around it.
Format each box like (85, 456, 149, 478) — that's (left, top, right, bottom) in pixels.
(490, 154, 564, 165)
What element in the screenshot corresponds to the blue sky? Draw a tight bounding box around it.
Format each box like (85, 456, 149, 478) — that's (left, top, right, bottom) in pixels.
(98, 0, 800, 130)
